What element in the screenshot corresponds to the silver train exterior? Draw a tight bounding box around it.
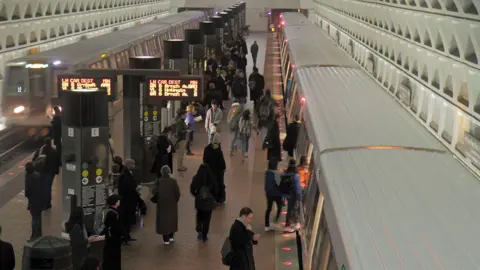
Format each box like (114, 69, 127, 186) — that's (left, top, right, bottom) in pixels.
(1, 11, 208, 134)
(280, 12, 480, 270)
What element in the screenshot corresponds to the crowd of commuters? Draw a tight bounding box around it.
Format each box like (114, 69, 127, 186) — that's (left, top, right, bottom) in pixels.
(0, 34, 312, 270)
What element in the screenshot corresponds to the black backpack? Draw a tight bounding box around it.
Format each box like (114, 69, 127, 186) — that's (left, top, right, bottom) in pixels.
(279, 173, 294, 194)
(221, 237, 234, 266)
(195, 173, 216, 211)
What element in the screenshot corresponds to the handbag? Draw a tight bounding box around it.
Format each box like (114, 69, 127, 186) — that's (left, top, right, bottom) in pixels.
(150, 193, 158, 204)
(262, 136, 273, 149)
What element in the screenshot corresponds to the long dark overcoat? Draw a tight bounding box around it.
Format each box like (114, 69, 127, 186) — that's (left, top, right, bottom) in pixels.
(155, 176, 181, 235)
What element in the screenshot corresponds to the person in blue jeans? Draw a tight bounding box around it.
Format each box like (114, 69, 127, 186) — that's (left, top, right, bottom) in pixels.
(281, 159, 302, 233)
(238, 109, 257, 159)
(185, 104, 196, 156)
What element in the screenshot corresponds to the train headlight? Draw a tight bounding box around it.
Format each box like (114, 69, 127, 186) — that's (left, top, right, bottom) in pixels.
(13, 106, 25, 114)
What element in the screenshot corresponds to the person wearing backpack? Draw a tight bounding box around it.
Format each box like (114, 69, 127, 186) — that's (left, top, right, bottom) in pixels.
(101, 194, 123, 270)
(227, 102, 243, 156)
(238, 109, 257, 159)
(190, 163, 218, 242)
(279, 159, 302, 233)
(231, 71, 248, 106)
(256, 90, 275, 141)
(264, 158, 283, 232)
(32, 138, 60, 210)
(24, 162, 48, 240)
(226, 207, 260, 270)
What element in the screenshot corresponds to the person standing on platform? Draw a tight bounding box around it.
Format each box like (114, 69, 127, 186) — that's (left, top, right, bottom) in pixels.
(190, 163, 218, 242)
(265, 114, 282, 162)
(151, 127, 174, 175)
(0, 225, 15, 270)
(228, 207, 260, 270)
(280, 159, 302, 233)
(238, 109, 257, 160)
(205, 100, 223, 144)
(297, 156, 311, 190)
(153, 165, 180, 245)
(264, 158, 283, 232)
(237, 54, 247, 76)
(185, 105, 196, 156)
(117, 159, 138, 244)
(248, 67, 265, 108)
(250, 41, 259, 67)
(65, 207, 89, 270)
(227, 102, 243, 156)
(101, 194, 123, 270)
(24, 162, 47, 240)
(282, 115, 300, 158)
(203, 133, 227, 204)
(232, 71, 248, 106)
(51, 105, 62, 164)
(32, 138, 60, 210)
(256, 90, 276, 141)
(175, 110, 188, 172)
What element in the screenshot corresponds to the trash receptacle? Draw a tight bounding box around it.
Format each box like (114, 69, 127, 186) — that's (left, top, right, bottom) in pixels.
(22, 236, 73, 270)
(61, 233, 105, 262)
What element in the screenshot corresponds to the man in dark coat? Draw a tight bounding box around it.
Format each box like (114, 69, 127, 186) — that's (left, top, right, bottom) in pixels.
(190, 163, 218, 242)
(231, 71, 248, 106)
(51, 105, 62, 164)
(229, 207, 259, 270)
(154, 165, 180, 244)
(117, 159, 139, 244)
(203, 133, 226, 203)
(32, 138, 60, 210)
(282, 115, 300, 158)
(24, 162, 47, 240)
(250, 41, 259, 66)
(248, 67, 265, 107)
(0, 225, 15, 270)
(102, 194, 123, 270)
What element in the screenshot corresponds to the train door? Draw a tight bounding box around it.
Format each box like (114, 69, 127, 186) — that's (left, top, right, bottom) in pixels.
(28, 67, 48, 115)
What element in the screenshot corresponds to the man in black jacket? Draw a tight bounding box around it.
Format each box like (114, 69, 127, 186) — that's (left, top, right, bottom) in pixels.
(0, 225, 15, 270)
(25, 162, 47, 240)
(51, 106, 62, 164)
(190, 163, 218, 242)
(231, 71, 248, 106)
(250, 41, 259, 67)
(248, 67, 265, 107)
(228, 207, 260, 270)
(175, 110, 188, 172)
(118, 159, 139, 244)
(32, 138, 60, 210)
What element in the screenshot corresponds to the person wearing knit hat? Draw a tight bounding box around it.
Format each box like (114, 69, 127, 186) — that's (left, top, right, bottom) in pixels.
(154, 165, 180, 245)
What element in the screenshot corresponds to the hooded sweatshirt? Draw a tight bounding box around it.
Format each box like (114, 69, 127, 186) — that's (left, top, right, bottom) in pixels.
(264, 170, 283, 197)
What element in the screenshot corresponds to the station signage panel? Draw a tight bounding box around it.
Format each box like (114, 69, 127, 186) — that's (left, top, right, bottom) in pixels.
(58, 74, 116, 100)
(146, 76, 203, 101)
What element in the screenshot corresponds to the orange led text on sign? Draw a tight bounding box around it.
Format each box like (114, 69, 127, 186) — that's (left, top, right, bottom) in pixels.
(60, 77, 112, 96)
(148, 79, 199, 98)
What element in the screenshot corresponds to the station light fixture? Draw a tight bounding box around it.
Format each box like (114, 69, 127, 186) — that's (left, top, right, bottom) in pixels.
(100, 53, 107, 58)
(25, 63, 49, 69)
(53, 60, 62, 66)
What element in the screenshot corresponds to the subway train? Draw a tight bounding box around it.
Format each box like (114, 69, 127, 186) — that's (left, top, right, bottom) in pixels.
(280, 13, 480, 269)
(1, 10, 209, 135)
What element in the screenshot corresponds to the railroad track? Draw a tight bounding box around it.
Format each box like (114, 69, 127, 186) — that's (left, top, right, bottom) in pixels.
(0, 128, 40, 175)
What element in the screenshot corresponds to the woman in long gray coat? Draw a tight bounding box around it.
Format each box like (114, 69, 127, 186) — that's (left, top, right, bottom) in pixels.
(154, 165, 181, 245)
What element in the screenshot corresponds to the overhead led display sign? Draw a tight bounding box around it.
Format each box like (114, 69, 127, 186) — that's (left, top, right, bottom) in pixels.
(58, 75, 116, 100)
(146, 76, 203, 101)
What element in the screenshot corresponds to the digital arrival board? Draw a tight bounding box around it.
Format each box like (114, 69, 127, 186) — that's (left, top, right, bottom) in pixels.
(146, 76, 203, 101)
(58, 74, 116, 100)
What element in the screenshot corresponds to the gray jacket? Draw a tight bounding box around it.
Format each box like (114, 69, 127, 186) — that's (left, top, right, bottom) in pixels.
(205, 107, 223, 132)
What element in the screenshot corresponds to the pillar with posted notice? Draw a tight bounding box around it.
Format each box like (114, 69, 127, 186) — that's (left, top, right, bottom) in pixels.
(219, 11, 231, 44)
(164, 39, 189, 125)
(185, 29, 205, 76)
(61, 89, 109, 234)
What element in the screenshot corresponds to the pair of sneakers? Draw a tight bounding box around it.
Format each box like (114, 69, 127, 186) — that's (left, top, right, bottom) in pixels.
(164, 237, 175, 245)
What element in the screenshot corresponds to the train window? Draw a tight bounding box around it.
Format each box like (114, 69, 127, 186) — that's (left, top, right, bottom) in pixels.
(455, 114, 480, 169)
(303, 166, 319, 246)
(29, 69, 46, 98)
(5, 67, 26, 96)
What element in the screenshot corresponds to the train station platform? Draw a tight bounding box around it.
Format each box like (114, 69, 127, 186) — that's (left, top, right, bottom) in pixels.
(0, 33, 302, 269)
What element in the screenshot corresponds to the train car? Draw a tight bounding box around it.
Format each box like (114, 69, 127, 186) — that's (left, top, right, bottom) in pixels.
(280, 12, 480, 270)
(2, 10, 208, 134)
